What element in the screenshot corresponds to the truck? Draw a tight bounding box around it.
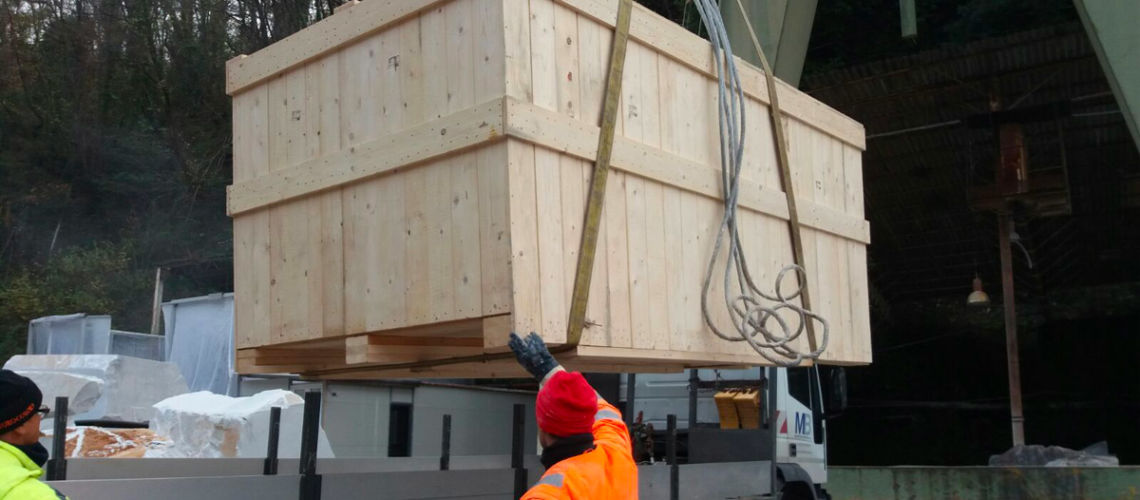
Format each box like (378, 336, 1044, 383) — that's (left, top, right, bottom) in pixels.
(621, 365, 847, 499)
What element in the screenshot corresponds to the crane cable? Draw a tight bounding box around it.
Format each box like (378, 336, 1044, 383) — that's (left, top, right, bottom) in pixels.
(691, 0, 828, 366)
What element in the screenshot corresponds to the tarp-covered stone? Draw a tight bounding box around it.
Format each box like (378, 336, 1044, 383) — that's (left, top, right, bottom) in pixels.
(4, 354, 189, 422)
(149, 390, 334, 458)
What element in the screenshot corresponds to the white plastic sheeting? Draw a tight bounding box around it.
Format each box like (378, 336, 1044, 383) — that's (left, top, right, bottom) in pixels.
(149, 390, 334, 458)
(4, 355, 189, 422)
(162, 293, 238, 395)
(26, 314, 164, 361)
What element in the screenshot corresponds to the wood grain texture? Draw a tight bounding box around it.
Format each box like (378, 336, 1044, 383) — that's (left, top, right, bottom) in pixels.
(229, 0, 871, 376)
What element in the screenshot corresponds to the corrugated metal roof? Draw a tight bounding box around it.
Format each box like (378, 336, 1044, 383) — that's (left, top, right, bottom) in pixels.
(800, 23, 1140, 303)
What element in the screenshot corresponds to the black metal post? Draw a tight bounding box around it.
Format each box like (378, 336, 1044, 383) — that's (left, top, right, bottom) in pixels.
(624, 373, 637, 427)
(667, 414, 678, 500)
(46, 397, 68, 481)
(512, 404, 527, 498)
(440, 414, 452, 471)
(768, 368, 780, 497)
(263, 407, 281, 475)
(299, 390, 322, 500)
(687, 369, 699, 429)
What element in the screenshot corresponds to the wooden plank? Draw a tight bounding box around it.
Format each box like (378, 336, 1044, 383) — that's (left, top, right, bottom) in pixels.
(227, 99, 505, 215)
(449, 152, 483, 319)
(554, 4, 581, 120)
(404, 166, 433, 325)
(580, 155, 611, 347)
(531, 0, 566, 340)
(232, 85, 271, 349)
(641, 182, 669, 350)
(267, 72, 307, 343)
(546, 0, 865, 150)
(428, 160, 457, 323)
(340, 39, 372, 335)
(604, 171, 632, 348)
(421, 5, 449, 121)
(576, 12, 607, 126)
(473, 0, 506, 102)
(844, 145, 872, 363)
(311, 57, 346, 337)
(535, 149, 567, 338)
(625, 174, 650, 349)
(503, 0, 533, 102)
(226, 0, 446, 95)
(530, 0, 557, 110)
(502, 99, 871, 244)
(506, 140, 544, 342)
(445, 0, 476, 112)
(478, 143, 512, 318)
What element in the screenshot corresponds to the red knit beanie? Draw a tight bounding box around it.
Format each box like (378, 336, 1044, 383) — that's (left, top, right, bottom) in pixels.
(536, 371, 597, 437)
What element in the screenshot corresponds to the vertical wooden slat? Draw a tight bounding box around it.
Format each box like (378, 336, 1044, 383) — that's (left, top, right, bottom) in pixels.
(528, 0, 564, 339)
(605, 171, 632, 348)
(404, 164, 432, 325)
(576, 13, 607, 126)
(446, 0, 476, 112)
(625, 174, 650, 348)
(844, 144, 872, 363)
(507, 140, 544, 341)
(233, 87, 271, 349)
(473, 0, 506, 102)
(790, 119, 819, 356)
(644, 181, 669, 350)
(575, 12, 610, 347)
(451, 151, 482, 318)
(444, 0, 481, 321)
(427, 161, 456, 322)
(560, 155, 585, 328)
(268, 71, 314, 343)
(530, 0, 557, 110)
(422, 6, 449, 121)
(554, 4, 580, 120)
(479, 143, 512, 318)
(313, 56, 345, 338)
(340, 39, 370, 334)
(503, 0, 533, 102)
(555, 4, 583, 334)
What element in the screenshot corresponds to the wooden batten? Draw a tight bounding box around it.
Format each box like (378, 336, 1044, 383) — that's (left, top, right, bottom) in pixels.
(228, 0, 872, 378)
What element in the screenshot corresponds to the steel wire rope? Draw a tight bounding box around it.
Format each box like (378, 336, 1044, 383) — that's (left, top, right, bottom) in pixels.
(691, 0, 828, 366)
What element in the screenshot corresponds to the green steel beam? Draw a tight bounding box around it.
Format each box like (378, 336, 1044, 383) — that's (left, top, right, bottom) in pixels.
(1074, 0, 1140, 152)
(720, 0, 818, 88)
(829, 467, 1140, 500)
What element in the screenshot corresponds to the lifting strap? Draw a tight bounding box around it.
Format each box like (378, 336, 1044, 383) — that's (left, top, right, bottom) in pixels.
(559, 0, 634, 352)
(732, 0, 819, 354)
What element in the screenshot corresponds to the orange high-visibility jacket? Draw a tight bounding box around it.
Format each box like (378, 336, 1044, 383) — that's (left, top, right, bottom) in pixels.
(521, 397, 638, 499)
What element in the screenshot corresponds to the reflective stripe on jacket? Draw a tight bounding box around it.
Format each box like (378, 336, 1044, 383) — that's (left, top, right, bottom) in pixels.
(0, 441, 67, 500)
(522, 398, 638, 499)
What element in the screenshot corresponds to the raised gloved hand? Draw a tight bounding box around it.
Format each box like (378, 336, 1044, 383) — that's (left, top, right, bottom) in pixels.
(508, 332, 559, 381)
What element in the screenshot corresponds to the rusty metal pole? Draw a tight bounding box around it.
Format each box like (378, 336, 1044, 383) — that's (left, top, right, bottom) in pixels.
(998, 212, 1026, 446)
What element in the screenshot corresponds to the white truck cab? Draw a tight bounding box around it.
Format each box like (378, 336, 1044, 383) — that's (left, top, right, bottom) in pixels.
(622, 366, 845, 499)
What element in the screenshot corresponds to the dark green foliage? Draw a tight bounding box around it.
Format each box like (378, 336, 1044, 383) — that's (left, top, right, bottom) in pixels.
(0, 0, 340, 361)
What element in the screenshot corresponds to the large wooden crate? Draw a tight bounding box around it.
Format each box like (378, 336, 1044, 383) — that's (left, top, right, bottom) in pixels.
(226, 0, 871, 379)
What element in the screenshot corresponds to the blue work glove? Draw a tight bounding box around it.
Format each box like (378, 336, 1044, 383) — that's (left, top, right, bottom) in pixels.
(508, 332, 559, 381)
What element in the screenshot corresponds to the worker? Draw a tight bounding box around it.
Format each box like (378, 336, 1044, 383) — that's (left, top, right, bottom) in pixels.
(0, 369, 68, 499)
(508, 332, 638, 499)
